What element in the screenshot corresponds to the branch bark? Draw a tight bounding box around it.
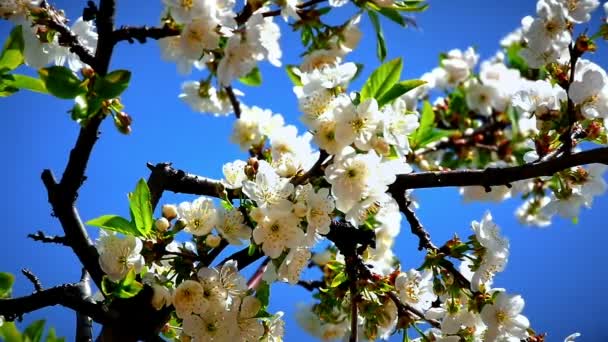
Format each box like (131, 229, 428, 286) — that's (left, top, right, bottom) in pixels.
(0, 282, 112, 324)
(390, 147, 608, 193)
(112, 25, 180, 44)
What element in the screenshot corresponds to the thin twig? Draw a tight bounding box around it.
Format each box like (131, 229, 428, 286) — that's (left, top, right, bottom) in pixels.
(386, 291, 440, 328)
(225, 86, 242, 119)
(21, 269, 43, 292)
(27, 230, 69, 246)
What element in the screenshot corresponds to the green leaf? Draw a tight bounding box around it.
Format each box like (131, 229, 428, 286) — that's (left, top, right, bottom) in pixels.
(129, 179, 154, 238)
(360, 57, 402, 102)
(285, 65, 302, 86)
(378, 8, 406, 26)
(0, 25, 24, 72)
(2, 74, 48, 94)
(377, 79, 426, 107)
(0, 272, 15, 298)
(94, 69, 131, 100)
(86, 215, 136, 236)
(38, 66, 85, 99)
(410, 100, 435, 148)
(45, 328, 65, 342)
(0, 322, 22, 342)
(330, 271, 348, 287)
(255, 281, 271, 310)
(506, 105, 519, 137)
(23, 320, 45, 342)
(368, 11, 387, 62)
(239, 67, 262, 87)
(417, 129, 455, 148)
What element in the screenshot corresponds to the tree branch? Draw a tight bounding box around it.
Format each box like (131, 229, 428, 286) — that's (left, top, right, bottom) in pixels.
(390, 195, 437, 251)
(146, 162, 233, 200)
(218, 246, 264, 270)
(386, 291, 440, 329)
(390, 147, 608, 193)
(0, 282, 112, 324)
(27, 230, 69, 246)
(21, 269, 43, 292)
(225, 86, 242, 119)
(37, 2, 97, 68)
(76, 270, 93, 342)
(112, 25, 180, 44)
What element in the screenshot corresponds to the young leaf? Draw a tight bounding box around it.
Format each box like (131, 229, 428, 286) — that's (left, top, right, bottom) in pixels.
(0, 322, 22, 342)
(38, 66, 85, 99)
(330, 271, 348, 287)
(239, 67, 262, 86)
(86, 215, 136, 236)
(285, 65, 302, 86)
(410, 100, 435, 148)
(94, 69, 131, 99)
(23, 320, 45, 342)
(0, 272, 14, 298)
(129, 179, 154, 238)
(378, 7, 406, 26)
(255, 281, 271, 310)
(360, 58, 402, 101)
(0, 25, 24, 72)
(368, 11, 387, 62)
(2, 74, 48, 94)
(377, 79, 426, 107)
(46, 328, 65, 342)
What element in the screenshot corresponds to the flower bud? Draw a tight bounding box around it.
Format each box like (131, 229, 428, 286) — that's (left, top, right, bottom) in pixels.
(155, 217, 170, 232)
(162, 204, 178, 220)
(113, 111, 132, 134)
(205, 234, 221, 248)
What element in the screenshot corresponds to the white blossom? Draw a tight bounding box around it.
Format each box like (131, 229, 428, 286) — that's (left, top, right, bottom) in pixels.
(179, 81, 234, 115)
(252, 210, 304, 258)
(568, 67, 608, 119)
(216, 207, 251, 245)
(242, 160, 294, 212)
(173, 280, 207, 318)
(96, 231, 144, 282)
(480, 292, 530, 341)
(177, 196, 218, 236)
(560, 0, 599, 23)
(222, 159, 248, 189)
(335, 98, 381, 150)
(277, 247, 311, 284)
(230, 105, 284, 150)
(395, 269, 436, 312)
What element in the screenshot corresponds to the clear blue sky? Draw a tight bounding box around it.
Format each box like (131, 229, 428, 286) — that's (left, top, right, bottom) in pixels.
(1, 1, 607, 341)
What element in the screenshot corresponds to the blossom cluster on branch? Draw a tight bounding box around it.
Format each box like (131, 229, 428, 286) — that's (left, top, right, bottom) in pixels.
(0, 0, 607, 341)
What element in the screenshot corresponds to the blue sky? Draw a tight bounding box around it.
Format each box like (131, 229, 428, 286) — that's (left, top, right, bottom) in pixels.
(0, 0, 607, 341)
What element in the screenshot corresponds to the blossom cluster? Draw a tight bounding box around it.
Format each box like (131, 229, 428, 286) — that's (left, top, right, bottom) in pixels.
(3, 0, 606, 339)
(0, 0, 97, 72)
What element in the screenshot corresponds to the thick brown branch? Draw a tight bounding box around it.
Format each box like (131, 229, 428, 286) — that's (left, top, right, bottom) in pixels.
(113, 25, 180, 44)
(42, 170, 104, 287)
(218, 246, 264, 270)
(0, 282, 112, 324)
(391, 147, 608, 192)
(27, 230, 69, 246)
(146, 162, 233, 200)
